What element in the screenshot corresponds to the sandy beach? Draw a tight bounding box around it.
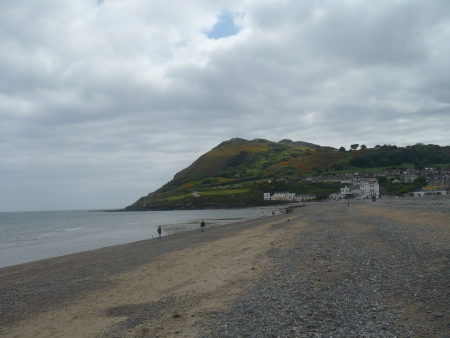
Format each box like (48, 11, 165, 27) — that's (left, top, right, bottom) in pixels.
(1, 196, 449, 337)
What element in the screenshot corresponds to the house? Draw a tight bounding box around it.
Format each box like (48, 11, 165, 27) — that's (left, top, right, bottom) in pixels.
(359, 180, 380, 197)
(339, 178, 354, 184)
(339, 185, 351, 198)
(329, 193, 340, 200)
(425, 180, 446, 190)
(264, 192, 316, 202)
(402, 174, 417, 183)
(412, 189, 447, 196)
(338, 180, 380, 199)
(271, 192, 295, 201)
(294, 194, 316, 202)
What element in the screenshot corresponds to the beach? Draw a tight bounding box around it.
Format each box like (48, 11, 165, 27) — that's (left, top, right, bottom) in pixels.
(0, 208, 274, 268)
(1, 197, 449, 337)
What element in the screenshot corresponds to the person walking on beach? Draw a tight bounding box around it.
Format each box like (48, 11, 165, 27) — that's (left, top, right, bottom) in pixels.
(200, 220, 206, 232)
(157, 226, 162, 239)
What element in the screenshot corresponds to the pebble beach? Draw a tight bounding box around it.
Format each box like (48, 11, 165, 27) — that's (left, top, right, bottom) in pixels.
(1, 196, 449, 337)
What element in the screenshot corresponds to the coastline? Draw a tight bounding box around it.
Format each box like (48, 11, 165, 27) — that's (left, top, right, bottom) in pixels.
(0, 209, 291, 337)
(121, 200, 296, 212)
(1, 196, 449, 337)
(0, 205, 295, 269)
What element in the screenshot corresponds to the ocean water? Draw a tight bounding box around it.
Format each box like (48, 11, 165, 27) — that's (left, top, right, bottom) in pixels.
(0, 207, 273, 268)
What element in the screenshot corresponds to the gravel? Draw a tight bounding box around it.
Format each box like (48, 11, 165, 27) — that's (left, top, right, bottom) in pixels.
(197, 196, 450, 338)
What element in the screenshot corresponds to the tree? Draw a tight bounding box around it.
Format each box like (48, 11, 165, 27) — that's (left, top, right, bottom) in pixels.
(379, 157, 390, 166)
(413, 176, 427, 188)
(360, 144, 367, 149)
(350, 144, 359, 150)
(377, 176, 388, 185)
(339, 146, 346, 152)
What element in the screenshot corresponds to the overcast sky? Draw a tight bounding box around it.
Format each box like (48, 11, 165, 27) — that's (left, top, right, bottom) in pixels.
(1, 0, 449, 211)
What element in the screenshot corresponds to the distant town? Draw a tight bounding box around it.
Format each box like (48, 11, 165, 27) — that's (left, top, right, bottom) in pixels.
(264, 167, 449, 201)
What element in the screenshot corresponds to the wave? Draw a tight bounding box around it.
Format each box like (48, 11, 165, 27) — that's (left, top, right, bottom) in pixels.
(37, 233, 55, 237)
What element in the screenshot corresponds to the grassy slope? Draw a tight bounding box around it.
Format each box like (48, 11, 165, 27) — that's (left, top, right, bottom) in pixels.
(172, 139, 270, 181)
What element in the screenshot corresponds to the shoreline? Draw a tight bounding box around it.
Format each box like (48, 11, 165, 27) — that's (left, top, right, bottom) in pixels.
(0, 210, 292, 335)
(0, 203, 297, 275)
(1, 197, 448, 337)
(110, 202, 296, 212)
(0, 205, 299, 269)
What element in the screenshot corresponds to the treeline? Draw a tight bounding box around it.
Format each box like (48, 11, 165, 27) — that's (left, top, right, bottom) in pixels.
(377, 176, 428, 196)
(349, 144, 450, 169)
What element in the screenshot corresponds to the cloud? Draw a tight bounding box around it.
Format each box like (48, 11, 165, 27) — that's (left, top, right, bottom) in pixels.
(1, 0, 449, 211)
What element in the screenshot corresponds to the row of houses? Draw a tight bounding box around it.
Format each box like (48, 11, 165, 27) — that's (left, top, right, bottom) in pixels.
(264, 192, 316, 202)
(305, 167, 450, 185)
(265, 179, 381, 202)
(330, 178, 449, 199)
(263, 174, 449, 202)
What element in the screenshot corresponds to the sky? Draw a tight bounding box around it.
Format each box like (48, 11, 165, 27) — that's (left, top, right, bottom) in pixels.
(1, 0, 450, 212)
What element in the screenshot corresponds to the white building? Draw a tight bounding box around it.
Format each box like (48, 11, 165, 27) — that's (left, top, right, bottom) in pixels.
(271, 192, 295, 201)
(338, 180, 380, 199)
(329, 193, 340, 200)
(360, 180, 380, 197)
(412, 189, 447, 197)
(340, 186, 351, 197)
(294, 194, 316, 202)
(264, 192, 315, 201)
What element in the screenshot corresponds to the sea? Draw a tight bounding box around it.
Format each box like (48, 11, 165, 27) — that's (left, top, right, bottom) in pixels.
(0, 207, 276, 268)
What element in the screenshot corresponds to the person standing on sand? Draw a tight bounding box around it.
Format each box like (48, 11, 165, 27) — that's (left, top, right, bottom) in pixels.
(157, 226, 162, 239)
(200, 220, 206, 232)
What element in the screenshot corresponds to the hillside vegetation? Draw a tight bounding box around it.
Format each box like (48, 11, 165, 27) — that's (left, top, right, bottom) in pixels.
(125, 138, 450, 210)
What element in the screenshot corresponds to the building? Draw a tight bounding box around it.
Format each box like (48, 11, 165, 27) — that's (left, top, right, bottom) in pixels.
(329, 193, 340, 200)
(270, 192, 295, 201)
(402, 174, 417, 183)
(412, 189, 447, 196)
(294, 194, 316, 202)
(264, 192, 316, 201)
(336, 180, 380, 199)
(360, 180, 380, 197)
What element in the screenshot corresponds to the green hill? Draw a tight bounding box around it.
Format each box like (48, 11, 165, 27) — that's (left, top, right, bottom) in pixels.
(125, 139, 450, 210)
